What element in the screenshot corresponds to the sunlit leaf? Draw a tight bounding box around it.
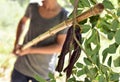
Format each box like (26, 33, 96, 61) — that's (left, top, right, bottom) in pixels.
(113, 56, 120, 67)
(102, 0, 114, 9)
(80, 0, 90, 7)
(34, 75, 46, 82)
(50, 80, 56, 82)
(84, 40, 92, 56)
(107, 31, 115, 40)
(91, 45, 100, 55)
(101, 64, 109, 74)
(105, 14, 113, 20)
(89, 67, 98, 78)
(107, 56, 112, 67)
(77, 69, 85, 76)
(91, 54, 100, 66)
(70, 0, 74, 6)
(98, 19, 111, 34)
(89, 0, 96, 5)
(48, 72, 54, 79)
(110, 73, 120, 81)
(108, 43, 118, 54)
(84, 66, 98, 79)
(76, 62, 83, 68)
(78, 0, 84, 8)
(81, 25, 91, 33)
(87, 29, 96, 44)
(117, 7, 120, 16)
(68, 77, 76, 82)
(98, 75, 106, 82)
(84, 57, 92, 65)
(115, 29, 120, 44)
(102, 48, 109, 63)
(110, 19, 119, 31)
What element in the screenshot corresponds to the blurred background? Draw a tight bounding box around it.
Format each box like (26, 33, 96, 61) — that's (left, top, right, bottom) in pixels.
(0, 0, 72, 82)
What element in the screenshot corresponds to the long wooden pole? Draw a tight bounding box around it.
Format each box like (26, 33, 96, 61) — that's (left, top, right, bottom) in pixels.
(21, 3, 104, 50)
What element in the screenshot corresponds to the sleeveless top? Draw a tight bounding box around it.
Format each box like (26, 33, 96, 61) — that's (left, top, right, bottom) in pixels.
(14, 3, 68, 80)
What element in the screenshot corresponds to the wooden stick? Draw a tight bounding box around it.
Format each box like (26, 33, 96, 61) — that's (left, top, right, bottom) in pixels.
(21, 3, 104, 50)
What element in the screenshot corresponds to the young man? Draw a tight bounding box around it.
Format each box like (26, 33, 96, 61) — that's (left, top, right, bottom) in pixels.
(11, 0, 68, 82)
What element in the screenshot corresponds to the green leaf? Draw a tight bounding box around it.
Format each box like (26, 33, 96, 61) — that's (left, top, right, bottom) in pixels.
(77, 10, 83, 15)
(76, 62, 83, 68)
(84, 66, 89, 74)
(107, 31, 115, 40)
(105, 14, 113, 20)
(87, 29, 96, 44)
(113, 56, 120, 67)
(110, 73, 120, 81)
(115, 29, 120, 44)
(80, 0, 90, 7)
(70, 0, 90, 8)
(48, 72, 54, 79)
(34, 75, 46, 82)
(89, 67, 98, 78)
(101, 64, 109, 74)
(107, 56, 112, 67)
(70, 0, 74, 6)
(108, 43, 118, 54)
(50, 80, 56, 82)
(68, 77, 76, 82)
(98, 75, 106, 82)
(90, 15, 100, 28)
(84, 57, 92, 65)
(91, 45, 100, 56)
(110, 19, 119, 31)
(91, 54, 100, 66)
(78, 0, 84, 8)
(81, 25, 91, 33)
(102, 0, 114, 9)
(117, 7, 120, 16)
(84, 40, 92, 56)
(89, 0, 96, 5)
(98, 19, 111, 34)
(77, 69, 85, 76)
(102, 48, 109, 63)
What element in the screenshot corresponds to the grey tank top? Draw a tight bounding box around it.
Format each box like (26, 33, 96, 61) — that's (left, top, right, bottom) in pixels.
(14, 3, 68, 80)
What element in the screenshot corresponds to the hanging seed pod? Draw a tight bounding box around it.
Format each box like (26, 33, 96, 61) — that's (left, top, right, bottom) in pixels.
(66, 48, 81, 78)
(64, 26, 82, 78)
(56, 26, 74, 72)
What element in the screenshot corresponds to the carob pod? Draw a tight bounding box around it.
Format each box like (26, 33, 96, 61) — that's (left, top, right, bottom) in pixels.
(64, 46, 81, 78)
(56, 26, 74, 72)
(64, 26, 82, 78)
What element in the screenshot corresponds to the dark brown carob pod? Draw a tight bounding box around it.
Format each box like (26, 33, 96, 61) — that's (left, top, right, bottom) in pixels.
(56, 26, 74, 72)
(64, 26, 82, 78)
(64, 47, 81, 78)
(56, 25, 82, 79)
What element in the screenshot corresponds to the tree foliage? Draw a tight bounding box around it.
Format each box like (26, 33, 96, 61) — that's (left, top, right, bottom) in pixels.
(36, 0, 120, 82)
(35, 0, 120, 82)
(50, 0, 120, 82)
(66, 0, 120, 82)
